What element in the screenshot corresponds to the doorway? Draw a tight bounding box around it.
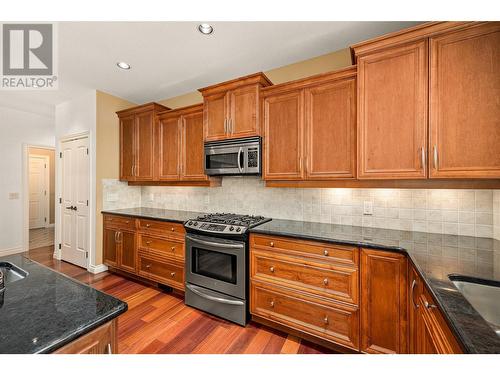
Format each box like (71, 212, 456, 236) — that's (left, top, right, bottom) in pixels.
(60, 136, 90, 268)
(28, 147, 55, 250)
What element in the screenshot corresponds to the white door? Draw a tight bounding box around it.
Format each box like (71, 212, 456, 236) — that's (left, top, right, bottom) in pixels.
(29, 155, 49, 229)
(61, 137, 89, 268)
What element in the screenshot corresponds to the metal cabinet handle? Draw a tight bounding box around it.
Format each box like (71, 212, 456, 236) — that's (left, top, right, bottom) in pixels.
(424, 301, 437, 309)
(323, 278, 329, 286)
(170, 272, 176, 277)
(145, 264, 151, 269)
(224, 118, 228, 134)
(171, 227, 175, 232)
(323, 249, 329, 256)
(270, 300, 275, 308)
(146, 241, 152, 245)
(230, 118, 234, 134)
(269, 266, 275, 273)
(420, 147, 426, 171)
(324, 316, 329, 324)
(433, 146, 438, 169)
(270, 242, 274, 247)
(146, 224, 151, 228)
(106, 343, 112, 354)
(114, 232, 118, 242)
(411, 279, 419, 308)
(171, 246, 176, 252)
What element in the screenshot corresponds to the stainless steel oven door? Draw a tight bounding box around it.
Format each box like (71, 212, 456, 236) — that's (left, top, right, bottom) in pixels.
(185, 234, 246, 299)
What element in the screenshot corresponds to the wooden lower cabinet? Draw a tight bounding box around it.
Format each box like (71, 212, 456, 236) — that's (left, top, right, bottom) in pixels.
(360, 248, 408, 354)
(409, 264, 463, 353)
(103, 214, 185, 291)
(54, 319, 117, 354)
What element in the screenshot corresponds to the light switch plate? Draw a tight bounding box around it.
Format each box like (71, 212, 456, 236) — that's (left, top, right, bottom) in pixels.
(363, 201, 373, 215)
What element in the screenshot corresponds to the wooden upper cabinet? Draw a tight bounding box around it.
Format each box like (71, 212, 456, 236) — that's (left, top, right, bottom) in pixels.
(117, 103, 169, 182)
(182, 109, 208, 181)
(263, 89, 304, 180)
(429, 22, 500, 178)
(119, 115, 136, 181)
(360, 248, 408, 354)
(356, 40, 428, 179)
(199, 72, 272, 142)
(156, 104, 209, 183)
(157, 116, 181, 181)
(262, 67, 357, 182)
(305, 73, 356, 179)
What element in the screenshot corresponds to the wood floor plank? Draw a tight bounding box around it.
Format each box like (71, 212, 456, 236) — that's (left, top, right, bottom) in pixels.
(26, 246, 337, 354)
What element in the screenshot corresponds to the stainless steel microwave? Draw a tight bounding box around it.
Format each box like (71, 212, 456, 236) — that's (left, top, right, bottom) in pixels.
(204, 137, 261, 176)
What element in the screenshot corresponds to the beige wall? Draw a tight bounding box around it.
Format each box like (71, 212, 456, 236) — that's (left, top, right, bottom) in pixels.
(157, 48, 353, 108)
(29, 147, 55, 224)
(95, 90, 136, 264)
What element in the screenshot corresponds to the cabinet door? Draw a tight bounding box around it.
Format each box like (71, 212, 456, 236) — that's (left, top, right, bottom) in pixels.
(119, 114, 136, 181)
(135, 111, 155, 180)
(204, 92, 229, 141)
(360, 248, 408, 354)
(103, 227, 118, 267)
(357, 40, 428, 179)
(118, 230, 137, 274)
(54, 320, 116, 354)
(263, 90, 305, 180)
(305, 78, 356, 179)
(157, 116, 181, 180)
(430, 23, 500, 178)
(229, 84, 259, 138)
(181, 111, 207, 181)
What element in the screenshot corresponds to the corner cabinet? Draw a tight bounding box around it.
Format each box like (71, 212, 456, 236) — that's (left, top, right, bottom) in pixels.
(117, 102, 169, 182)
(429, 22, 500, 178)
(360, 248, 408, 354)
(156, 104, 212, 182)
(262, 67, 357, 181)
(199, 72, 273, 142)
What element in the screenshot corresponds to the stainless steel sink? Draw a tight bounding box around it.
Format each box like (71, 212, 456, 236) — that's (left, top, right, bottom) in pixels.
(450, 275, 500, 336)
(0, 261, 29, 285)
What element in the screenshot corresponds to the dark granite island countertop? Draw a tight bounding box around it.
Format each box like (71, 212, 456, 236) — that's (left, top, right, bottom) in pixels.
(101, 207, 204, 223)
(0, 253, 127, 354)
(250, 218, 500, 354)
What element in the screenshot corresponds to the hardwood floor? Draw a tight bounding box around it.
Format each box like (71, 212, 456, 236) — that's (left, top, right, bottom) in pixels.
(26, 246, 336, 354)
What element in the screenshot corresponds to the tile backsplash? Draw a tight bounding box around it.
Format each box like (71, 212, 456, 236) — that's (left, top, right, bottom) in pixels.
(103, 177, 500, 238)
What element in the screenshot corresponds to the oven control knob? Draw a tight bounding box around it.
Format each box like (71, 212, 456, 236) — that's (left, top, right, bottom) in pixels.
(229, 226, 234, 231)
(236, 227, 241, 232)
(188, 221, 193, 225)
(193, 222, 198, 226)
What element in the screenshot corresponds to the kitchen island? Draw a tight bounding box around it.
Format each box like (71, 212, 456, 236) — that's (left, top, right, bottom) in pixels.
(0, 253, 127, 354)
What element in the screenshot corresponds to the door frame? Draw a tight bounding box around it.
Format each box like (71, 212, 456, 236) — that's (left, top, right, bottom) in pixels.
(55, 131, 94, 272)
(22, 144, 55, 253)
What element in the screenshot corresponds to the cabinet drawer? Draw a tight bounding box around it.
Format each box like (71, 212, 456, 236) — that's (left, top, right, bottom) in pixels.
(251, 234, 358, 266)
(251, 250, 358, 305)
(138, 252, 185, 290)
(103, 214, 136, 231)
(139, 235, 184, 261)
(251, 281, 359, 350)
(138, 219, 185, 238)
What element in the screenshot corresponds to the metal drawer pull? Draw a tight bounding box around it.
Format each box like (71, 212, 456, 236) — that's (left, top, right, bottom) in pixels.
(323, 249, 329, 256)
(411, 279, 419, 308)
(433, 146, 438, 169)
(171, 246, 175, 251)
(323, 278, 328, 285)
(424, 301, 437, 309)
(270, 300, 275, 307)
(146, 241, 152, 245)
(324, 316, 329, 324)
(170, 272, 176, 277)
(269, 266, 275, 273)
(171, 228, 175, 232)
(270, 242, 274, 247)
(145, 264, 151, 269)
(146, 224, 151, 228)
(125, 220, 130, 224)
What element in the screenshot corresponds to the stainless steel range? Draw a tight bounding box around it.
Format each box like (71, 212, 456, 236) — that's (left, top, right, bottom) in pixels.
(184, 213, 271, 326)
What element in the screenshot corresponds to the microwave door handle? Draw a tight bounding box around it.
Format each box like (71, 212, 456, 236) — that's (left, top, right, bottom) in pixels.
(237, 147, 244, 173)
(186, 284, 244, 305)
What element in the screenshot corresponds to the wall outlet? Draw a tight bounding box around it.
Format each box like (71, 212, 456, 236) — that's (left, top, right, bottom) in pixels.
(107, 193, 119, 202)
(8, 192, 19, 200)
(363, 201, 373, 215)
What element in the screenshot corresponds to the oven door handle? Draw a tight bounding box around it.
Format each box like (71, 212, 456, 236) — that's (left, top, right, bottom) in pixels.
(237, 147, 244, 173)
(186, 284, 244, 305)
(187, 235, 244, 249)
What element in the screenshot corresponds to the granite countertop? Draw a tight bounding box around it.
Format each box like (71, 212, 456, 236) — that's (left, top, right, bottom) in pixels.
(102, 207, 204, 224)
(100, 207, 500, 353)
(251, 218, 500, 354)
(0, 253, 127, 354)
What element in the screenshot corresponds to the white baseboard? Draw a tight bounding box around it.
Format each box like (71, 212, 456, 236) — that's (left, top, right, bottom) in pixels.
(0, 246, 24, 257)
(88, 263, 108, 274)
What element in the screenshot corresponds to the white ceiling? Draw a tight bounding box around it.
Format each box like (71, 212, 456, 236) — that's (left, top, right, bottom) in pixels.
(0, 21, 423, 117)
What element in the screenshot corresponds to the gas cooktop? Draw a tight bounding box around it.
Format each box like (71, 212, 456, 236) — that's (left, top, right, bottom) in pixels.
(184, 213, 271, 235)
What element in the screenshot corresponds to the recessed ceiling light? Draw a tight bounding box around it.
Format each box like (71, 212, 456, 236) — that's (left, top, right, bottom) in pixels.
(198, 23, 213, 35)
(116, 62, 131, 70)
